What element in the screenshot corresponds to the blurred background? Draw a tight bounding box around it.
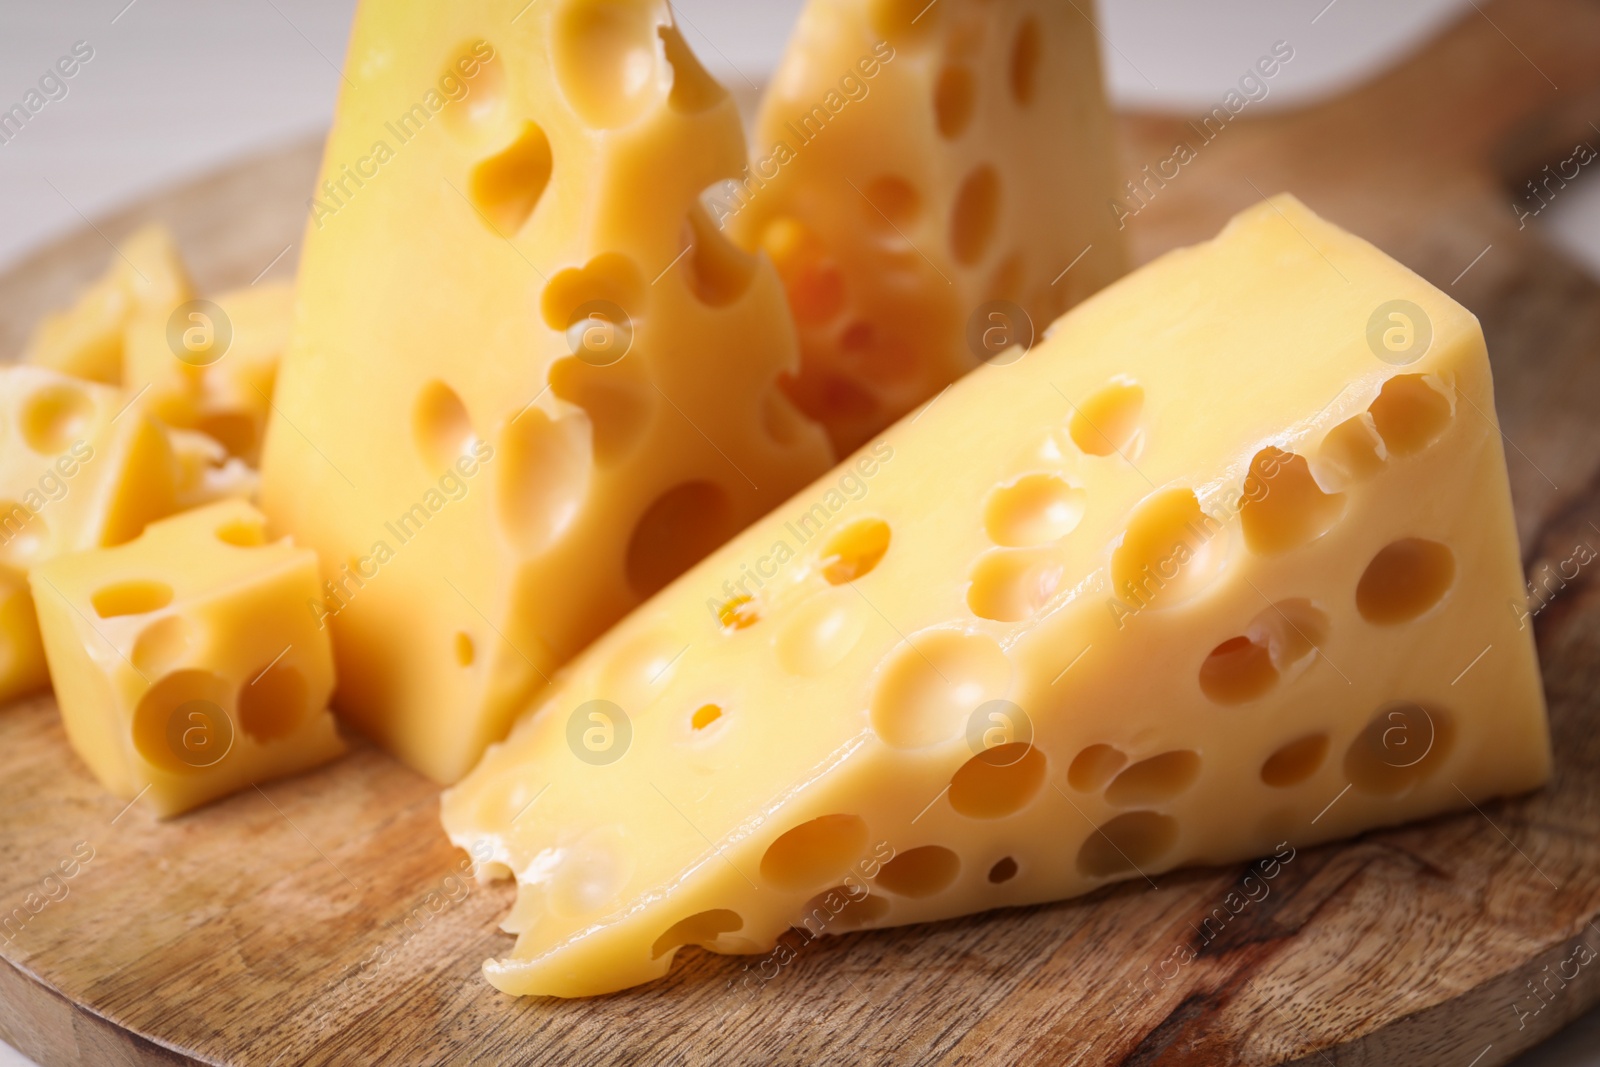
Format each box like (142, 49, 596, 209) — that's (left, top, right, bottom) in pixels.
(0, 2, 1595, 1064)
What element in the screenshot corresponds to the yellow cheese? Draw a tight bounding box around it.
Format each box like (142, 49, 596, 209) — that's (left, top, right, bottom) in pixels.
(260, 0, 833, 783)
(442, 195, 1548, 997)
(25, 225, 193, 384)
(728, 0, 1127, 453)
(124, 282, 293, 465)
(0, 366, 179, 702)
(30, 501, 343, 818)
(168, 428, 259, 510)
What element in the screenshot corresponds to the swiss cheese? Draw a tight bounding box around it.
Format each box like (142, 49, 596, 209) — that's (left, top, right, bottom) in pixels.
(442, 196, 1548, 997)
(0, 366, 178, 702)
(260, 0, 833, 783)
(729, 0, 1127, 453)
(31, 500, 343, 818)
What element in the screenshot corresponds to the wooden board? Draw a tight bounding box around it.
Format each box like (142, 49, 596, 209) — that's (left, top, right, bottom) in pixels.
(4, 1, 1600, 1062)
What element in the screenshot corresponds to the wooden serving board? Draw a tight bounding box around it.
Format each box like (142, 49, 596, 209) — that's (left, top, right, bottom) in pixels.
(3, 1, 1600, 1063)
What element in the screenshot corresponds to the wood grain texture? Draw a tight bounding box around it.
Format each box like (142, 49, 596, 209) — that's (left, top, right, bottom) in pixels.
(2, 2, 1599, 1063)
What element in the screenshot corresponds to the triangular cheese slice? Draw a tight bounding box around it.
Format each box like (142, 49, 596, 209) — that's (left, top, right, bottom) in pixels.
(260, 0, 832, 782)
(727, 0, 1128, 453)
(443, 195, 1548, 997)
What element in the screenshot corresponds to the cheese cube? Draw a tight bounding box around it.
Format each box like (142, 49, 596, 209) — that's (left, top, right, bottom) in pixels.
(442, 196, 1549, 997)
(0, 366, 179, 701)
(30, 501, 344, 818)
(729, 0, 1127, 453)
(124, 282, 293, 464)
(260, 1, 833, 783)
(25, 225, 193, 384)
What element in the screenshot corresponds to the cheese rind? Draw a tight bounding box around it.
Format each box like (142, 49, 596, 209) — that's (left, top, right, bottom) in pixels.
(443, 195, 1548, 997)
(260, 0, 833, 783)
(30, 500, 343, 817)
(729, 0, 1127, 453)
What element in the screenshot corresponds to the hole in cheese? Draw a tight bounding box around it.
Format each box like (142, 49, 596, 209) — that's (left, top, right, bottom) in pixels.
(682, 205, 758, 307)
(1317, 413, 1387, 489)
(760, 814, 869, 891)
(1344, 702, 1454, 796)
(869, 0, 939, 39)
(1067, 744, 1127, 792)
(862, 176, 921, 234)
(875, 845, 960, 898)
(1010, 16, 1042, 106)
(549, 356, 649, 463)
(1239, 447, 1346, 555)
(412, 380, 477, 474)
(949, 743, 1047, 819)
(1104, 750, 1201, 807)
(1069, 378, 1144, 457)
(716, 596, 759, 631)
(91, 580, 173, 619)
(440, 40, 505, 133)
(1369, 373, 1454, 457)
(19, 381, 94, 456)
(239, 658, 310, 744)
(1355, 538, 1455, 624)
(455, 632, 476, 667)
(625, 481, 734, 599)
(870, 629, 1010, 749)
(1260, 733, 1329, 788)
(215, 517, 266, 547)
(820, 518, 891, 585)
(1199, 598, 1329, 705)
(950, 165, 1000, 266)
(1199, 635, 1277, 705)
(1076, 811, 1177, 878)
(469, 121, 554, 236)
(775, 589, 868, 677)
(132, 669, 232, 773)
(984, 473, 1085, 547)
(495, 406, 590, 558)
(800, 885, 889, 931)
(659, 23, 724, 113)
(1111, 488, 1229, 610)
(934, 64, 976, 139)
(552, 0, 661, 129)
(988, 857, 1019, 884)
(966, 548, 1063, 622)
(691, 703, 722, 730)
(650, 908, 743, 959)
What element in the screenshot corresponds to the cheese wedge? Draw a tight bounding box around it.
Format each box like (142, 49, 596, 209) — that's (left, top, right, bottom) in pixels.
(260, 0, 833, 783)
(30, 501, 343, 817)
(24, 225, 193, 384)
(124, 282, 294, 464)
(442, 195, 1549, 997)
(0, 366, 178, 702)
(728, 0, 1127, 453)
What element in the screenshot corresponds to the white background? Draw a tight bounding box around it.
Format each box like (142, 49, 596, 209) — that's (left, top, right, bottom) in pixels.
(0, 2, 1597, 1065)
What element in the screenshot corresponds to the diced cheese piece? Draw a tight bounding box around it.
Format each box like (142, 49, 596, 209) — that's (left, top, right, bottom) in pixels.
(259, 1, 833, 783)
(0, 366, 179, 701)
(30, 501, 344, 817)
(124, 282, 293, 464)
(442, 195, 1549, 997)
(25, 225, 193, 384)
(728, 0, 1127, 453)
